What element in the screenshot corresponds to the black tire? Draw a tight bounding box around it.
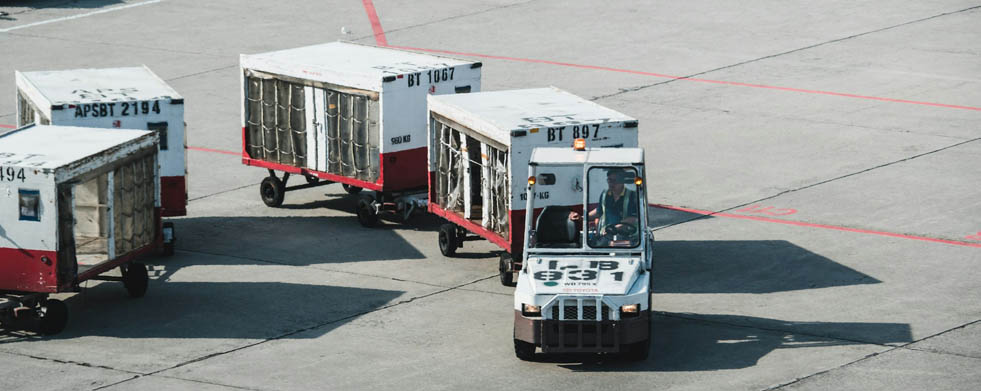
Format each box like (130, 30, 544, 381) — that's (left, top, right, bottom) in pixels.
(260, 176, 285, 207)
(499, 253, 515, 287)
(342, 184, 362, 195)
(514, 338, 536, 361)
(38, 299, 68, 336)
(438, 223, 458, 257)
(622, 338, 650, 361)
(356, 195, 378, 227)
(122, 262, 149, 298)
(162, 222, 176, 257)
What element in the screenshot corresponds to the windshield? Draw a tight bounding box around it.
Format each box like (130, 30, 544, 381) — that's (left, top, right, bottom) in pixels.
(527, 165, 584, 250)
(585, 167, 641, 248)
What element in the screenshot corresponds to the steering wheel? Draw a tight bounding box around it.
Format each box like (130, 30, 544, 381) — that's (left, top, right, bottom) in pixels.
(602, 221, 638, 236)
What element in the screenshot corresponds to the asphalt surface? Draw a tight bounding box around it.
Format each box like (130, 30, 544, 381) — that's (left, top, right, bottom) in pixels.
(1, 1, 979, 390)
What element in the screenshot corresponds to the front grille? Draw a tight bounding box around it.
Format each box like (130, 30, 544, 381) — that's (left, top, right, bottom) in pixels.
(547, 298, 611, 321)
(541, 321, 620, 352)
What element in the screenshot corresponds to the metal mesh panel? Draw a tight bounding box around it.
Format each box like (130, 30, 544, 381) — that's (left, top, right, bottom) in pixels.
(113, 152, 156, 255)
(323, 90, 378, 181)
(245, 77, 263, 158)
(245, 73, 378, 181)
(245, 76, 307, 166)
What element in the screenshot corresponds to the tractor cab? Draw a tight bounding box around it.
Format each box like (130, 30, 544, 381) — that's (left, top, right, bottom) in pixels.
(512, 142, 653, 360)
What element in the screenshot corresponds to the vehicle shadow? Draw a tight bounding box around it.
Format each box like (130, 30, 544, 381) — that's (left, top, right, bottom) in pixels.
(653, 240, 879, 293)
(173, 214, 427, 268)
(276, 190, 500, 258)
(0, 279, 404, 342)
(546, 312, 911, 371)
(648, 203, 714, 229)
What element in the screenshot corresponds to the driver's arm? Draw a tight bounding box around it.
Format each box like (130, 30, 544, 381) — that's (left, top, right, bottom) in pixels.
(617, 193, 640, 226)
(587, 206, 600, 220)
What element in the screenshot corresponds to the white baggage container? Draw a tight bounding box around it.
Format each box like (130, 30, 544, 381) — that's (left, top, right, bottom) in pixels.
(427, 88, 639, 274)
(240, 41, 481, 216)
(15, 67, 187, 216)
(0, 125, 167, 335)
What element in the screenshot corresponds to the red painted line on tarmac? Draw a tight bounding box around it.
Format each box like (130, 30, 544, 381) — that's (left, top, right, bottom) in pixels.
(362, 0, 388, 46)
(361, 0, 978, 111)
(652, 203, 981, 248)
(385, 44, 981, 112)
(186, 146, 238, 155)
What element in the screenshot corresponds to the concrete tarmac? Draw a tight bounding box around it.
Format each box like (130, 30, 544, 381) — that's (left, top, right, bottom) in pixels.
(1, 1, 978, 390)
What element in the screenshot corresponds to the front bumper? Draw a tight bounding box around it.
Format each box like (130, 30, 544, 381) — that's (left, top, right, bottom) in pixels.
(514, 310, 650, 353)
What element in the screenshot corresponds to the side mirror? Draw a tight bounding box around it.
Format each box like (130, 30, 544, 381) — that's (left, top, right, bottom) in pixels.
(645, 228, 655, 270)
(528, 229, 537, 248)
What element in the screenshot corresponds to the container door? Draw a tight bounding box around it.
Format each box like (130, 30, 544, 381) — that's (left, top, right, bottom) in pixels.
(73, 172, 111, 273)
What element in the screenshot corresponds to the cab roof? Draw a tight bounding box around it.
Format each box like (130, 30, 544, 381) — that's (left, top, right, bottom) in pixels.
(16, 66, 182, 105)
(0, 125, 155, 171)
(530, 147, 644, 165)
(241, 41, 478, 91)
(428, 87, 637, 146)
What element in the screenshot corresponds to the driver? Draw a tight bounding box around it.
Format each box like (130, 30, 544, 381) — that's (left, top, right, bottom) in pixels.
(570, 168, 639, 242)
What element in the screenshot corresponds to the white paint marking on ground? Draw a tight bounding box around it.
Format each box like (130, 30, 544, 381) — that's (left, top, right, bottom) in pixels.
(0, 0, 163, 33)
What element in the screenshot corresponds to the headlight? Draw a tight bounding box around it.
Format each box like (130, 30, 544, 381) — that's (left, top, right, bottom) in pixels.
(620, 304, 640, 317)
(522, 304, 541, 317)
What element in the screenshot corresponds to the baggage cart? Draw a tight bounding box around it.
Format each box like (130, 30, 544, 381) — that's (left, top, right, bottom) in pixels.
(0, 125, 169, 335)
(15, 66, 188, 217)
(240, 42, 481, 226)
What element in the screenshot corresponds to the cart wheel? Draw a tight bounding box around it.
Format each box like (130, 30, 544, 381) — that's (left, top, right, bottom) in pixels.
(122, 262, 149, 298)
(38, 299, 68, 336)
(514, 338, 536, 361)
(356, 195, 378, 227)
(438, 223, 459, 257)
(260, 176, 286, 207)
(162, 222, 176, 257)
(342, 184, 362, 195)
(305, 174, 320, 184)
(499, 253, 515, 287)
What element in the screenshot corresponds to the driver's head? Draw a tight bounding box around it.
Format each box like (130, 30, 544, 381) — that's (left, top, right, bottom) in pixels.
(606, 169, 626, 193)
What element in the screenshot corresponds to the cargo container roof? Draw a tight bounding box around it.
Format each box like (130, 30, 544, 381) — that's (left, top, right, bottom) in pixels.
(16, 66, 182, 105)
(530, 147, 645, 165)
(241, 41, 477, 88)
(0, 125, 155, 170)
(428, 88, 637, 146)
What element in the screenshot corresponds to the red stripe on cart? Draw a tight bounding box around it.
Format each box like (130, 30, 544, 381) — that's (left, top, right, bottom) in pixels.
(0, 248, 58, 293)
(380, 147, 429, 192)
(160, 176, 188, 217)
